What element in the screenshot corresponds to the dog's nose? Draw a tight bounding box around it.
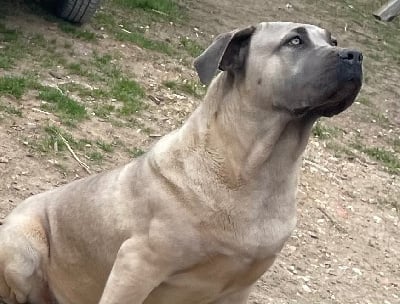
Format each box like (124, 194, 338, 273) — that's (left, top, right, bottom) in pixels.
(338, 49, 363, 64)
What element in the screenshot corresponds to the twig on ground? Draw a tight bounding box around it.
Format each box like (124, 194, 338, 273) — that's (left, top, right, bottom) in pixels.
(304, 159, 330, 173)
(149, 134, 162, 138)
(151, 9, 168, 16)
(57, 132, 91, 174)
(316, 206, 348, 234)
(32, 108, 51, 115)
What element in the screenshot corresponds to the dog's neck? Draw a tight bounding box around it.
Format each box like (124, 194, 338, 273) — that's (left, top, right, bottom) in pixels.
(191, 74, 316, 188)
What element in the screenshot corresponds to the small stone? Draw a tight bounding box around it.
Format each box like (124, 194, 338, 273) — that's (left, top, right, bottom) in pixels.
(12, 185, 22, 191)
(49, 70, 63, 79)
(288, 265, 297, 274)
(286, 245, 297, 253)
(352, 268, 362, 276)
(302, 284, 312, 293)
(299, 275, 310, 282)
(148, 95, 162, 105)
(0, 157, 9, 163)
(373, 215, 382, 224)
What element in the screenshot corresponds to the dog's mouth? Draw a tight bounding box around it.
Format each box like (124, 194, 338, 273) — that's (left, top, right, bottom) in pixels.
(293, 80, 362, 118)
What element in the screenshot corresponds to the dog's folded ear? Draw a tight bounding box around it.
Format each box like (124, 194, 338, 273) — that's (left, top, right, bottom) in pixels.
(194, 26, 256, 85)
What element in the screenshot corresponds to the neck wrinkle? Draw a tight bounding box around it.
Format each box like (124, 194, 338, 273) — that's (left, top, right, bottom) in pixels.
(195, 75, 306, 188)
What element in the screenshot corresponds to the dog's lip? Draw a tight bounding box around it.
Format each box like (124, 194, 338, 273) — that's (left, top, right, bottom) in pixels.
(315, 96, 353, 117)
(292, 79, 361, 117)
(318, 79, 361, 117)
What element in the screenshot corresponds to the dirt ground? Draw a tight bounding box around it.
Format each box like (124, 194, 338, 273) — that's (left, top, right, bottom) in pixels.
(0, 0, 399, 303)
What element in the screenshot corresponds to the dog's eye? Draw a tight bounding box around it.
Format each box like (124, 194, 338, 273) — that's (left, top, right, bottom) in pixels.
(288, 36, 302, 46)
(331, 38, 338, 46)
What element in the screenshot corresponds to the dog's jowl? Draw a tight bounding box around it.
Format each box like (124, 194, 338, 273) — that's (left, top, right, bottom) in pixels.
(0, 22, 362, 304)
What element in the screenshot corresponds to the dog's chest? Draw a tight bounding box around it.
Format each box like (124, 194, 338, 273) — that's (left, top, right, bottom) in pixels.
(144, 254, 275, 304)
(144, 204, 296, 304)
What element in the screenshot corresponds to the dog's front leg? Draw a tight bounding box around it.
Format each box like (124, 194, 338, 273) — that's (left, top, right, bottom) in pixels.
(99, 238, 171, 304)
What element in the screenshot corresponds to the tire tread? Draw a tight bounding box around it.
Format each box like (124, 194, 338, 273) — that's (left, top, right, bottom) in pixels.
(57, 0, 102, 24)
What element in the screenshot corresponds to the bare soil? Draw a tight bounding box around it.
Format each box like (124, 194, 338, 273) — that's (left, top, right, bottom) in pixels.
(0, 0, 399, 303)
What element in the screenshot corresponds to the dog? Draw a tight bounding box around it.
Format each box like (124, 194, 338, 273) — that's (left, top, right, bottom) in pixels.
(0, 22, 362, 304)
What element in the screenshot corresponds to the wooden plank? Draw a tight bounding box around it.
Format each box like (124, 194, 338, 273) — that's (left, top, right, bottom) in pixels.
(373, 0, 400, 22)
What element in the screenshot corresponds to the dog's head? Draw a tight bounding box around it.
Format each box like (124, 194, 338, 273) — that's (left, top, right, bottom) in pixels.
(194, 22, 362, 118)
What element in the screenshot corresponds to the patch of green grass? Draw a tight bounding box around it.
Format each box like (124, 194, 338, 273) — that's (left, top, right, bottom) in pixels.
(163, 79, 205, 98)
(38, 87, 87, 123)
(30, 33, 48, 48)
(67, 54, 121, 83)
(93, 104, 115, 118)
(37, 125, 92, 154)
(63, 41, 73, 48)
(58, 22, 97, 41)
(129, 147, 146, 157)
(0, 52, 15, 69)
(38, 125, 74, 153)
(67, 62, 89, 77)
(112, 0, 180, 17)
(93, 9, 177, 55)
(0, 76, 28, 99)
(352, 143, 400, 175)
(39, 51, 68, 68)
(111, 78, 145, 115)
(0, 23, 24, 68)
(367, 50, 384, 62)
(62, 57, 145, 118)
(180, 37, 203, 57)
(96, 140, 114, 152)
(393, 138, 400, 153)
(370, 111, 390, 126)
(93, 11, 116, 30)
(356, 96, 372, 106)
(0, 102, 22, 117)
(61, 82, 110, 100)
(312, 121, 341, 140)
(42, 125, 70, 152)
(88, 151, 104, 161)
(0, 23, 19, 42)
(115, 30, 176, 55)
(326, 141, 356, 159)
(94, 53, 113, 65)
(93, 53, 122, 79)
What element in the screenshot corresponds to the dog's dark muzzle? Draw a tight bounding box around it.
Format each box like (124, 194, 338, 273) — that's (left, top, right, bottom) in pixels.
(311, 48, 363, 117)
(337, 49, 363, 84)
(291, 47, 363, 118)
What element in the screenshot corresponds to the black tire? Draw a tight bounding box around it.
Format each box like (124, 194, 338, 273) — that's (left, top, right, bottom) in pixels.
(57, 0, 102, 24)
